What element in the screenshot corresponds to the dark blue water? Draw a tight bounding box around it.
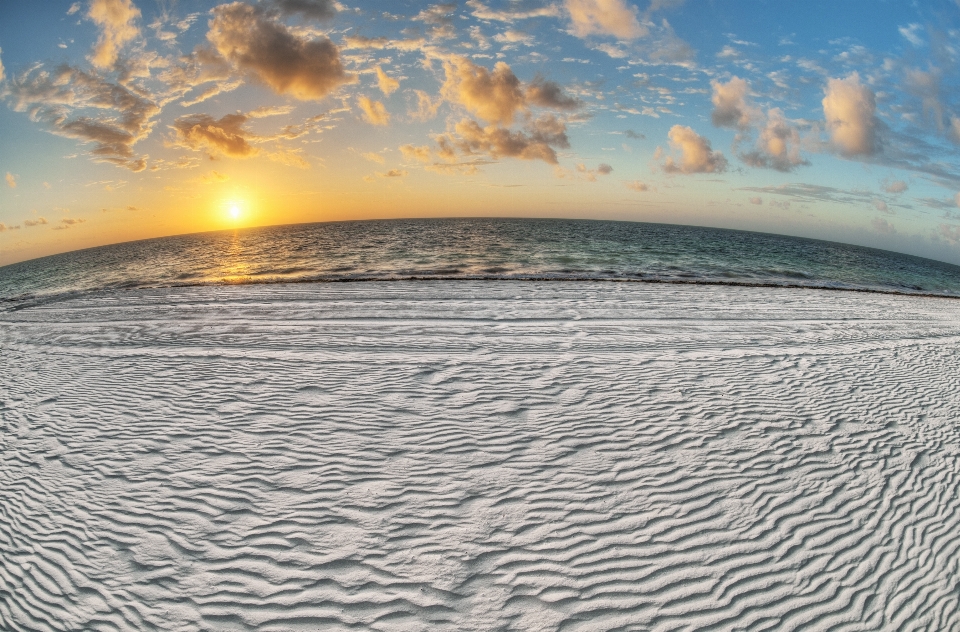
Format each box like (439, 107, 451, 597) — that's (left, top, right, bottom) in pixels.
(3, 218, 960, 309)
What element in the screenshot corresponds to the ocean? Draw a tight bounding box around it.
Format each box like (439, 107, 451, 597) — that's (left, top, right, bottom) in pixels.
(3, 218, 960, 308)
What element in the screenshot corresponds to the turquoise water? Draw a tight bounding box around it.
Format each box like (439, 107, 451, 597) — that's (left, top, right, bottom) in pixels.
(3, 218, 960, 308)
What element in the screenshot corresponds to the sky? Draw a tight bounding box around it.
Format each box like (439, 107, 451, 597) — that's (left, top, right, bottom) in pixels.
(1, 0, 960, 266)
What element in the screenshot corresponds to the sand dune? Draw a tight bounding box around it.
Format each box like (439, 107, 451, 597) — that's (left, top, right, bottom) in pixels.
(2, 282, 960, 631)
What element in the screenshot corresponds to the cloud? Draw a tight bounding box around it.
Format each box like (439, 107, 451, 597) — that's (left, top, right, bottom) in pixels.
(414, 3, 457, 40)
(822, 72, 878, 157)
(358, 96, 390, 126)
(739, 108, 809, 172)
(67, 3, 81, 15)
(565, 0, 646, 40)
(883, 179, 908, 194)
(170, 113, 258, 158)
(400, 144, 432, 162)
(576, 162, 613, 180)
(380, 169, 407, 177)
(0, 223, 21, 232)
(8, 64, 156, 171)
(24, 217, 49, 227)
(899, 23, 924, 47)
(88, 0, 141, 69)
(5, 172, 16, 188)
(207, 2, 355, 101)
(873, 198, 891, 214)
(0, 47, 5, 83)
(494, 30, 535, 46)
(711, 78, 807, 172)
(937, 223, 960, 244)
(54, 217, 87, 230)
(439, 114, 570, 165)
(625, 180, 648, 192)
(410, 90, 441, 121)
(196, 170, 230, 183)
(362, 152, 385, 163)
(711, 76, 755, 129)
(268, 0, 337, 20)
(375, 66, 399, 95)
(466, 0, 560, 21)
(662, 125, 728, 174)
(526, 78, 581, 110)
(441, 57, 526, 125)
(749, 196, 762, 204)
(872, 218, 897, 235)
(441, 56, 580, 126)
(624, 129, 645, 140)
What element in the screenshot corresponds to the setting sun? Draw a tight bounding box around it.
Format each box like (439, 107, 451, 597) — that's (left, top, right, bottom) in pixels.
(229, 205, 241, 220)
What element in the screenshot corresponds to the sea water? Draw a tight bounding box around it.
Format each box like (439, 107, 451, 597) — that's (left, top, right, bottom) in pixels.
(3, 218, 960, 308)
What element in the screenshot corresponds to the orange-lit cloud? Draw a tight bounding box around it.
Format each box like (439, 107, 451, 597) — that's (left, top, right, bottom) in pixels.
(53, 217, 86, 230)
(576, 163, 613, 181)
(358, 96, 390, 126)
(441, 56, 580, 126)
(662, 125, 728, 174)
(171, 113, 258, 158)
(823, 72, 877, 157)
(565, 0, 646, 40)
(410, 90, 441, 121)
(207, 3, 355, 101)
(0, 47, 5, 83)
(88, 0, 141, 69)
(400, 144, 432, 162)
(466, 0, 560, 21)
(375, 66, 400, 95)
(442, 57, 526, 125)
(440, 115, 570, 165)
(625, 180, 648, 192)
(5, 172, 16, 188)
(24, 217, 49, 227)
(740, 109, 808, 172)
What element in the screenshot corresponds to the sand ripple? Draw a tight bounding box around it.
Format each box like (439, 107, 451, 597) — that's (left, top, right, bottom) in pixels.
(2, 282, 960, 630)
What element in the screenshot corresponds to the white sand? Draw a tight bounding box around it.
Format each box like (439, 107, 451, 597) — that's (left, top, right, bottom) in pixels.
(2, 281, 960, 631)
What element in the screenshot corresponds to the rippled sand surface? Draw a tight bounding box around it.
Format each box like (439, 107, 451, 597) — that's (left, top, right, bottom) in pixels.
(2, 282, 960, 631)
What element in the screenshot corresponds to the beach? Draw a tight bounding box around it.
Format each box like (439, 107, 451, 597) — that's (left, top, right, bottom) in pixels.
(2, 281, 960, 630)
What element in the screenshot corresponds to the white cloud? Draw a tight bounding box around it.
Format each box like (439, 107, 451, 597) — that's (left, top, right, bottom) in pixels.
(822, 72, 877, 157)
(898, 23, 924, 47)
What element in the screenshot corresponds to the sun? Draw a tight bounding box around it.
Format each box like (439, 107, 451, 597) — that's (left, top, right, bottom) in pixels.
(229, 204, 241, 220)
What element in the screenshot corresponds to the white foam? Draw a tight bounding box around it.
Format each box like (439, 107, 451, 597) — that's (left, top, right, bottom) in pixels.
(2, 282, 960, 630)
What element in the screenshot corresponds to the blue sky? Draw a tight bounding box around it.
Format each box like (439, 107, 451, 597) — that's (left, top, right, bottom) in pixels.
(1, 0, 959, 265)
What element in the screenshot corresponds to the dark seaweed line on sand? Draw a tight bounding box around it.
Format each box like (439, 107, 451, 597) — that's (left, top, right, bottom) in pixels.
(3, 275, 960, 313)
